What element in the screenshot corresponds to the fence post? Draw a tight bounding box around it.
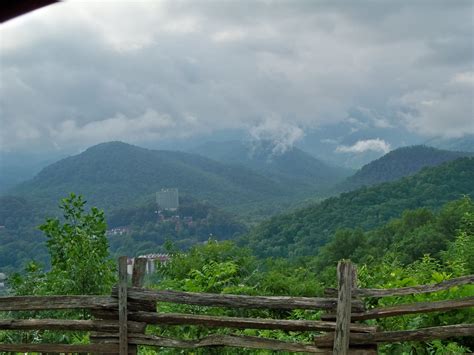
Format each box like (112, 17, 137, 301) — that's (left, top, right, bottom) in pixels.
(129, 257, 148, 355)
(132, 257, 147, 288)
(118, 256, 128, 355)
(333, 260, 353, 355)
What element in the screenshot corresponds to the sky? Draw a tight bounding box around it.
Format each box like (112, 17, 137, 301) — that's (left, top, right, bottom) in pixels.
(0, 0, 473, 156)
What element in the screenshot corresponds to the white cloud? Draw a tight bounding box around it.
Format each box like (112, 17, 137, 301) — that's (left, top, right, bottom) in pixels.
(49, 109, 178, 148)
(394, 72, 474, 138)
(248, 117, 304, 155)
(211, 29, 246, 42)
(336, 138, 391, 154)
(354, 107, 393, 128)
(450, 71, 474, 86)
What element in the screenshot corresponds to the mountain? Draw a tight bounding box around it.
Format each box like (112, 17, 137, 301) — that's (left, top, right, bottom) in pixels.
(9, 141, 293, 210)
(425, 134, 474, 153)
(241, 157, 474, 258)
(193, 140, 352, 190)
(339, 145, 471, 191)
(0, 152, 64, 193)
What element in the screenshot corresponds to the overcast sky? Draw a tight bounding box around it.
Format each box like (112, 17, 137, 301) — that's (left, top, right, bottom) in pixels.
(1, 0, 473, 154)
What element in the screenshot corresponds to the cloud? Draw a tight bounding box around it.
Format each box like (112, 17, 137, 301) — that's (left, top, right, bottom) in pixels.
(248, 117, 304, 155)
(336, 138, 391, 154)
(393, 71, 474, 138)
(0, 1, 473, 152)
(49, 109, 180, 147)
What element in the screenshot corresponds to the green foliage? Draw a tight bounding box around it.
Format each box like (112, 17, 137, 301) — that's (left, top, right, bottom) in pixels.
(340, 145, 471, 191)
(314, 197, 473, 270)
(12, 193, 115, 296)
(10, 141, 295, 210)
(147, 198, 473, 353)
(2, 194, 115, 347)
(244, 158, 474, 258)
(107, 197, 247, 257)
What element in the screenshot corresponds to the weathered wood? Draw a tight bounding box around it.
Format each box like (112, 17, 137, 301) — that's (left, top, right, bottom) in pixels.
(132, 257, 147, 288)
(333, 260, 353, 355)
(324, 275, 474, 297)
(322, 296, 474, 321)
(0, 295, 117, 311)
(0, 343, 118, 353)
(0, 318, 144, 332)
(128, 333, 378, 354)
(118, 287, 364, 311)
(314, 324, 474, 346)
(130, 257, 148, 355)
(118, 255, 128, 355)
(128, 311, 377, 333)
(92, 333, 377, 354)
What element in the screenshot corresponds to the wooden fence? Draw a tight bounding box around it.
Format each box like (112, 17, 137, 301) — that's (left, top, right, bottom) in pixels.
(0, 257, 473, 354)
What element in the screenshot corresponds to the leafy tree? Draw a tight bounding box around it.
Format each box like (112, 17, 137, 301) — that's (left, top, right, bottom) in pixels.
(11, 193, 115, 296)
(38, 193, 115, 295)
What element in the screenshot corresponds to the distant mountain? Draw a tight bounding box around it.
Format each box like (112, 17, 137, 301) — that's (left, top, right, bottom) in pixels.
(9, 141, 291, 210)
(193, 140, 352, 190)
(0, 152, 64, 193)
(339, 145, 471, 191)
(425, 134, 474, 153)
(242, 157, 474, 258)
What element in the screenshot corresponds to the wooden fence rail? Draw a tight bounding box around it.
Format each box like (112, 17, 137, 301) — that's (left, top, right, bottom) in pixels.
(0, 257, 472, 354)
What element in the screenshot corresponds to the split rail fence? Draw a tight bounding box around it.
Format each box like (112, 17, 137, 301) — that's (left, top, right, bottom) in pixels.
(0, 257, 472, 354)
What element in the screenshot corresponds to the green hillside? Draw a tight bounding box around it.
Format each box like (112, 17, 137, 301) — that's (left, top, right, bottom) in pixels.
(10, 141, 290, 210)
(242, 157, 474, 258)
(107, 196, 247, 256)
(339, 145, 471, 191)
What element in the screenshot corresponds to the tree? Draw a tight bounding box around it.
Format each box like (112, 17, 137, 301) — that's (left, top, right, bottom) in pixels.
(37, 193, 115, 295)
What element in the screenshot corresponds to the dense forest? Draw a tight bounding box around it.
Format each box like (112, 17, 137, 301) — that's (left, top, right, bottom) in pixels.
(243, 157, 474, 258)
(338, 145, 471, 191)
(1, 155, 473, 273)
(2, 194, 472, 353)
(107, 196, 247, 256)
(10, 141, 288, 209)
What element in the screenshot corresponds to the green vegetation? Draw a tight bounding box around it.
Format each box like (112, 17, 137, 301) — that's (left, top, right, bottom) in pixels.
(145, 197, 473, 354)
(107, 197, 247, 256)
(2, 193, 473, 353)
(339, 145, 471, 192)
(0, 141, 348, 272)
(10, 141, 303, 210)
(10, 193, 115, 296)
(1, 194, 115, 346)
(243, 157, 474, 258)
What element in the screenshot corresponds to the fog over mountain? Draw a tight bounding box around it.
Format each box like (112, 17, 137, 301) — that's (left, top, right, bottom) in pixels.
(1, 0, 472, 162)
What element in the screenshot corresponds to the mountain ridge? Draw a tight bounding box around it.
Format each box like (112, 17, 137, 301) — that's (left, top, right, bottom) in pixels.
(193, 140, 352, 189)
(9, 141, 292, 210)
(242, 157, 474, 258)
(338, 145, 472, 191)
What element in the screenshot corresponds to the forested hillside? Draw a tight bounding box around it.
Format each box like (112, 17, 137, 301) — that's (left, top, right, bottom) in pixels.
(140, 197, 474, 354)
(10, 141, 290, 210)
(339, 145, 471, 191)
(0, 194, 246, 271)
(242, 157, 474, 258)
(107, 196, 246, 256)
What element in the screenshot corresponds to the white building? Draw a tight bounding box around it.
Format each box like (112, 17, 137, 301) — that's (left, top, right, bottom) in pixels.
(127, 254, 170, 275)
(156, 188, 179, 211)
